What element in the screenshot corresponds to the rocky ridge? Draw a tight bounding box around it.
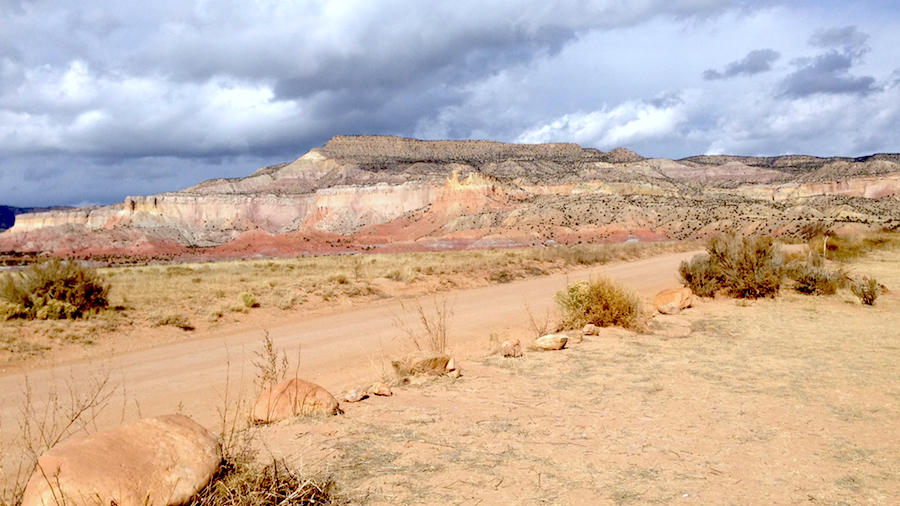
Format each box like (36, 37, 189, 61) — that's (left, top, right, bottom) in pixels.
(2, 136, 900, 260)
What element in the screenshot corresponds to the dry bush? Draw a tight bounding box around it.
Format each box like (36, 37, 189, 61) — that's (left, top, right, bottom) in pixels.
(0, 259, 110, 320)
(252, 331, 293, 393)
(850, 276, 879, 305)
(555, 277, 645, 331)
(393, 297, 452, 353)
(678, 254, 721, 297)
(786, 254, 847, 296)
(683, 234, 784, 299)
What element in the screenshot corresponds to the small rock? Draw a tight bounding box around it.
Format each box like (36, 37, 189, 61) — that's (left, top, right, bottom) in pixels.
(392, 350, 451, 376)
(499, 339, 523, 357)
(534, 334, 567, 351)
(582, 324, 599, 336)
(21, 415, 221, 506)
(655, 287, 693, 315)
(370, 382, 392, 396)
(251, 378, 343, 424)
(344, 386, 368, 403)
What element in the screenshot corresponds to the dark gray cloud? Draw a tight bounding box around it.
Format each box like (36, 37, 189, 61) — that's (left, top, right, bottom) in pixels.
(703, 49, 781, 80)
(779, 26, 878, 98)
(1, 2, 899, 206)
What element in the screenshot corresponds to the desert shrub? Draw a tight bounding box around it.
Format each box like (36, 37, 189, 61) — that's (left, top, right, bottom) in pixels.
(555, 277, 644, 331)
(241, 292, 259, 308)
(790, 264, 843, 295)
(706, 234, 784, 299)
(152, 313, 195, 330)
(678, 254, 722, 297)
(0, 258, 110, 320)
(850, 276, 879, 305)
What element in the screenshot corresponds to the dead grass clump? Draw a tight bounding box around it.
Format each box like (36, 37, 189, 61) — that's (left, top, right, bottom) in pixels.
(191, 456, 333, 506)
(555, 277, 644, 331)
(152, 313, 195, 330)
(850, 276, 879, 305)
(0, 259, 110, 320)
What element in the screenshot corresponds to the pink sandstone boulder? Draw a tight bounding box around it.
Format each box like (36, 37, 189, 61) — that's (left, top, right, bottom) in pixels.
(21, 414, 221, 506)
(370, 382, 392, 396)
(392, 350, 451, 376)
(534, 334, 568, 351)
(251, 378, 343, 424)
(654, 287, 694, 315)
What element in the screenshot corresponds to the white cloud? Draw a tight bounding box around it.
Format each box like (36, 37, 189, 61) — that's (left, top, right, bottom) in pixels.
(517, 92, 698, 150)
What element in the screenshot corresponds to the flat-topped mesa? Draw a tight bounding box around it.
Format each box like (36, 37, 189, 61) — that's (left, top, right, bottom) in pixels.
(315, 135, 597, 166)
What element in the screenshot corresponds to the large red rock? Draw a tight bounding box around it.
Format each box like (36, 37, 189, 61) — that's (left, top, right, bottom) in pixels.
(654, 287, 694, 315)
(21, 414, 221, 506)
(251, 378, 342, 424)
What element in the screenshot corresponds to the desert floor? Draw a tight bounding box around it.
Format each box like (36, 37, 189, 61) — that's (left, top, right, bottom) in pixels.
(3, 248, 899, 505)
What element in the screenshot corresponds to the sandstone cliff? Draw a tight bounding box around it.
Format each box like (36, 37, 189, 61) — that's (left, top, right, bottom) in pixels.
(3, 136, 900, 259)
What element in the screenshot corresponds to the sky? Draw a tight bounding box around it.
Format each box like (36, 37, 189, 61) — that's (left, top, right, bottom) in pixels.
(1, 0, 899, 207)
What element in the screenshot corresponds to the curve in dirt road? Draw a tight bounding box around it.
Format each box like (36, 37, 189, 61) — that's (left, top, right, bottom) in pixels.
(0, 251, 699, 441)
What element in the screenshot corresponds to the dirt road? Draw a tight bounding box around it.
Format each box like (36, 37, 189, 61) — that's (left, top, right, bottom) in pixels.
(0, 251, 697, 436)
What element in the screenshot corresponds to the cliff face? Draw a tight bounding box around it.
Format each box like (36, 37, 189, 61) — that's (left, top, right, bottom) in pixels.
(3, 136, 900, 258)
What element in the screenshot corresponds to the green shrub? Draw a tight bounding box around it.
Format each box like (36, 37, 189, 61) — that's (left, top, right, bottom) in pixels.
(0, 258, 110, 319)
(678, 254, 722, 297)
(850, 276, 879, 305)
(555, 277, 645, 331)
(240, 292, 259, 308)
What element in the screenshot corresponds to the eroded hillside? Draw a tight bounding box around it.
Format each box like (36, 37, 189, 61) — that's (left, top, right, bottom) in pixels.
(2, 136, 900, 261)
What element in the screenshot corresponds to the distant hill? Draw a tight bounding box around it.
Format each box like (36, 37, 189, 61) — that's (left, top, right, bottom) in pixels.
(2, 136, 900, 260)
(0, 205, 73, 232)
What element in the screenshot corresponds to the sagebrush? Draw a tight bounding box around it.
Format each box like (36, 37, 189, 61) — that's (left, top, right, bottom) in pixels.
(555, 277, 645, 331)
(0, 259, 110, 320)
(680, 234, 783, 299)
(786, 254, 846, 296)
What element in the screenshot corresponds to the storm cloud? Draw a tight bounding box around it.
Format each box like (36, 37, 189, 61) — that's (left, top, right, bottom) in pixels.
(1, 1, 899, 206)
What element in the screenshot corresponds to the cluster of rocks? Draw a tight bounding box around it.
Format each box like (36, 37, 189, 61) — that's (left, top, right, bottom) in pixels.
(18, 345, 469, 506)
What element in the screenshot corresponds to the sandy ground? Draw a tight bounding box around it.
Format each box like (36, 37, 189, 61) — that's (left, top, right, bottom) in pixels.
(0, 252, 697, 451)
